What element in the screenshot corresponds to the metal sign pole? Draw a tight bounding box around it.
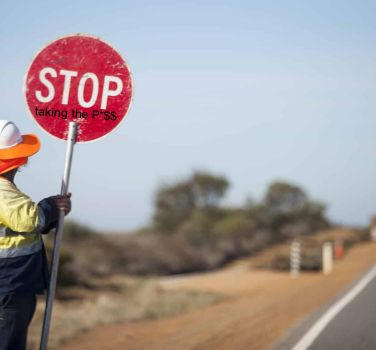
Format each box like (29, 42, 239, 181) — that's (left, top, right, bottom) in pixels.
(39, 122, 78, 350)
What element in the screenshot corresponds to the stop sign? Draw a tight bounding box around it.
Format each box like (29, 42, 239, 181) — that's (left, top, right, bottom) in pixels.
(24, 35, 132, 142)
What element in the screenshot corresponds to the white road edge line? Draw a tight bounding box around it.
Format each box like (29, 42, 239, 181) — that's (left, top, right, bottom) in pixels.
(291, 263, 376, 350)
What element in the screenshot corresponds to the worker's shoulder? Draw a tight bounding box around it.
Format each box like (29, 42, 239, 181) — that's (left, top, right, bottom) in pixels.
(0, 178, 32, 201)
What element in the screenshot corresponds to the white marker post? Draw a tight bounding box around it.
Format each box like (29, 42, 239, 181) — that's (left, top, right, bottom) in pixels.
(40, 122, 78, 350)
(290, 239, 301, 278)
(322, 242, 334, 275)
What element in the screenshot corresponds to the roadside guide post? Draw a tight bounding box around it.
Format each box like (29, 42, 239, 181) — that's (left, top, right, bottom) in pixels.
(322, 242, 334, 275)
(290, 239, 301, 278)
(24, 34, 133, 350)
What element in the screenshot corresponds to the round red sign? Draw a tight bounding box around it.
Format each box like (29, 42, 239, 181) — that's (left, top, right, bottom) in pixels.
(24, 35, 132, 142)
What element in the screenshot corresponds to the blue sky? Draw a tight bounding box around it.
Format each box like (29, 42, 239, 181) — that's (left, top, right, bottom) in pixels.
(1, 1, 376, 231)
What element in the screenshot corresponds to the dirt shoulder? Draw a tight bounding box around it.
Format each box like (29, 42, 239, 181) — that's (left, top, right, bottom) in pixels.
(55, 241, 376, 350)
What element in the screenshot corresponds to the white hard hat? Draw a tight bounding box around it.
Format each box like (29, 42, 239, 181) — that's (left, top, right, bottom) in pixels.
(0, 120, 40, 159)
(0, 121, 23, 149)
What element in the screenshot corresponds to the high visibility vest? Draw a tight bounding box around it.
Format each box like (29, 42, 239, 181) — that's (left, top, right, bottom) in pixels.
(0, 178, 42, 259)
(0, 178, 59, 294)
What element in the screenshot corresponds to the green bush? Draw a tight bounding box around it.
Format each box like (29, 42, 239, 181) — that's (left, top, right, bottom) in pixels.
(63, 220, 97, 241)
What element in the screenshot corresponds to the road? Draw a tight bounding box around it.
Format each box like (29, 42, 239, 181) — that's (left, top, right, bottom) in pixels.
(273, 263, 376, 350)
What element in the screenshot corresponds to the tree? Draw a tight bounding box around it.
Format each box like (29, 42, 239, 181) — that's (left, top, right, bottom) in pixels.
(191, 172, 229, 209)
(153, 182, 195, 232)
(153, 171, 230, 233)
(265, 181, 308, 215)
(263, 180, 329, 239)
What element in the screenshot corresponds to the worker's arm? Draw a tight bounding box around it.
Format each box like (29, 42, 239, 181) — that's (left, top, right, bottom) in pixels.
(0, 188, 39, 232)
(37, 197, 60, 234)
(0, 186, 71, 233)
(37, 193, 72, 234)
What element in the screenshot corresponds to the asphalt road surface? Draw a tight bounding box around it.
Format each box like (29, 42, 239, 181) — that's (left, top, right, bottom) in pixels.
(272, 264, 376, 350)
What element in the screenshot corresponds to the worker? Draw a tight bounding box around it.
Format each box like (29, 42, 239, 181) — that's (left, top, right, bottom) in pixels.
(0, 120, 72, 350)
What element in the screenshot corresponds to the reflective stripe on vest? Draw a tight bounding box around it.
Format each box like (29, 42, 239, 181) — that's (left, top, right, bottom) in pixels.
(0, 225, 42, 258)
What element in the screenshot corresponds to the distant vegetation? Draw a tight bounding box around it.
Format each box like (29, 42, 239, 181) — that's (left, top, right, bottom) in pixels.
(44, 170, 353, 287)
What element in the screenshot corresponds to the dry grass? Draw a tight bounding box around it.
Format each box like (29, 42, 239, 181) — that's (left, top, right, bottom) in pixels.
(27, 277, 224, 350)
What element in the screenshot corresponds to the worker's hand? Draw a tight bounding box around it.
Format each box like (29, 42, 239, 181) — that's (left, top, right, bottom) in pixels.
(52, 193, 72, 215)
